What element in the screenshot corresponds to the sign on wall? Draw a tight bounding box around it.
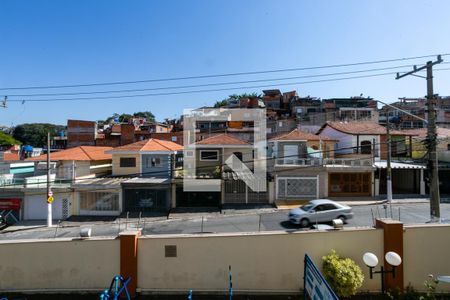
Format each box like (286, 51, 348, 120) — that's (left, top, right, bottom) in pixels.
(304, 254, 339, 300)
(0, 198, 21, 210)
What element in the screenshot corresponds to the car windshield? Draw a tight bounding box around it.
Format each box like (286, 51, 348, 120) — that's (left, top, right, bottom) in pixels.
(300, 203, 315, 212)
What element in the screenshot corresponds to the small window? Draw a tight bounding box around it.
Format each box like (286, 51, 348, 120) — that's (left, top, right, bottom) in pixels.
(171, 136, 177, 142)
(200, 150, 219, 161)
(447, 144, 450, 151)
(120, 157, 136, 168)
(151, 157, 161, 167)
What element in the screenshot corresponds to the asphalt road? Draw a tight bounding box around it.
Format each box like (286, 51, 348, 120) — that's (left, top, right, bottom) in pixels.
(1, 202, 450, 240)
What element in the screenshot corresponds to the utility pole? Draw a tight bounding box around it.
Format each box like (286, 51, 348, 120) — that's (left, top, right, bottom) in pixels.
(386, 108, 393, 203)
(47, 132, 52, 227)
(396, 55, 443, 221)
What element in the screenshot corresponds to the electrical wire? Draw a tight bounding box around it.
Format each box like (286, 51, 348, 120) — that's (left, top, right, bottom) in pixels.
(1, 54, 447, 91)
(8, 63, 450, 98)
(6, 68, 450, 103)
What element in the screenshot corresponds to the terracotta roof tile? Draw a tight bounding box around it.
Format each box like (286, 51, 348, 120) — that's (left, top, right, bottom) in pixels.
(271, 129, 335, 141)
(26, 146, 112, 161)
(2, 152, 20, 161)
(110, 138, 182, 152)
(401, 127, 450, 138)
(196, 134, 250, 145)
(319, 121, 414, 136)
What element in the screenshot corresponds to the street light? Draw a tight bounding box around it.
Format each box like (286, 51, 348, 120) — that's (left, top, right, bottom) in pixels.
(363, 251, 402, 293)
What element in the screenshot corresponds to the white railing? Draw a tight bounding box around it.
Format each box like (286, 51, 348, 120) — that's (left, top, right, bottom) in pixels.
(274, 157, 373, 167)
(323, 158, 373, 167)
(275, 158, 321, 166)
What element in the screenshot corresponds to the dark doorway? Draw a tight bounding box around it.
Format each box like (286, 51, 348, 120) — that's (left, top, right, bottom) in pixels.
(176, 186, 221, 207)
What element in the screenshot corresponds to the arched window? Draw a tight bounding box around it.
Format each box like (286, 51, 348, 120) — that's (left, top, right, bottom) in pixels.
(360, 140, 372, 154)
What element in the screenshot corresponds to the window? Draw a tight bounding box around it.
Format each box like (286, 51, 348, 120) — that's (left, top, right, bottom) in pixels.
(360, 140, 372, 154)
(151, 157, 161, 167)
(200, 150, 219, 161)
(120, 157, 136, 167)
(171, 136, 177, 142)
(447, 144, 450, 151)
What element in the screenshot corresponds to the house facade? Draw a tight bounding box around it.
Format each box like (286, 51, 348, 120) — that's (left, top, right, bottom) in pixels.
(107, 138, 182, 213)
(268, 129, 337, 200)
(318, 121, 423, 197)
(175, 134, 270, 207)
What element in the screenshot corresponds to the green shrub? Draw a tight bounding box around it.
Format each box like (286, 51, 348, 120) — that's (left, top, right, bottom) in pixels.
(322, 249, 365, 298)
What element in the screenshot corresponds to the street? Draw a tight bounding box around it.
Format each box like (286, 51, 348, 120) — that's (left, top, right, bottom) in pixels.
(1, 202, 450, 240)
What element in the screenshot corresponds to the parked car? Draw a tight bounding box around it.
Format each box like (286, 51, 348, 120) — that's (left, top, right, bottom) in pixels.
(288, 199, 354, 227)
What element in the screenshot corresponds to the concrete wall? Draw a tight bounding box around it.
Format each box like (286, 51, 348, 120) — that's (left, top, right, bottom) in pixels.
(403, 225, 450, 292)
(0, 238, 119, 291)
(137, 229, 383, 293)
(2, 225, 450, 294)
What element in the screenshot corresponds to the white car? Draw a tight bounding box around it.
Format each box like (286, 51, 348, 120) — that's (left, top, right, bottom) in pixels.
(288, 199, 354, 227)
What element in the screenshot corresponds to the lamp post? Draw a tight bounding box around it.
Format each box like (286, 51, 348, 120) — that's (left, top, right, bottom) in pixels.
(363, 251, 402, 293)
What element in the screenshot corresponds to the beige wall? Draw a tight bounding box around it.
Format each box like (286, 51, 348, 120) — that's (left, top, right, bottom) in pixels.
(0, 238, 119, 291)
(403, 225, 450, 292)
(2, 225, 450, 294)
(112, 154, 140, 176)
(137, 229, 383, 293)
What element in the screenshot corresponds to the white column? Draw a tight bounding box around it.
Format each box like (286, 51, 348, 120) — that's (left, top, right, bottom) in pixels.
(420, 168, 426, 195)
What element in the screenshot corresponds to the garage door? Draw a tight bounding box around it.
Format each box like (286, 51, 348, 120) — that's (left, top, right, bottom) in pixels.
(277, 177, 318, 199)
(24, 193, 67, 220)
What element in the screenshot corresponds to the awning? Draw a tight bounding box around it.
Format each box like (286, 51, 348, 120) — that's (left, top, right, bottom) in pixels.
(72, 177, 127, 190)
(122, 177, 171, 185)
(374, 161, 426, 169)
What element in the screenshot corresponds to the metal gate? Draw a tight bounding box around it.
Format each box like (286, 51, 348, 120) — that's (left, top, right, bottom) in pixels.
(277, 177, 318, 199)
(224, 179, 268, 204)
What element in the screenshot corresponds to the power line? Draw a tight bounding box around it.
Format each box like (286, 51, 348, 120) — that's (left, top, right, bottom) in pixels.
(7, 68, 450, 103)
(1, 54, 447, 91)
(8, 63, 450, 98)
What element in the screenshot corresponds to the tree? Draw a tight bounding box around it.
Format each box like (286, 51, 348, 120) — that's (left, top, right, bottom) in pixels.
(103, 111, 155, 124)
(213, 93, 262, 108)
(0, 132, 21, 146)
(133, 111, 155, 121)
(13, 123, 65, 147)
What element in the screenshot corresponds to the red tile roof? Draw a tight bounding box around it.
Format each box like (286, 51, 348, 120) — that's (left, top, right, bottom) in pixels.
(318, 121, 414, 136)
(2, 152, 20, 161)
(26, 146, 113, 161)
(401, 127, 450, 138)
(110, 138, 182, 152)
(271, 129, 335, 141)
(196, 134, 250, 145)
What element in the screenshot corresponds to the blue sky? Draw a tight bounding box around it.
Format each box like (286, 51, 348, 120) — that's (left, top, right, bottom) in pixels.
(1, 0, 450, 126)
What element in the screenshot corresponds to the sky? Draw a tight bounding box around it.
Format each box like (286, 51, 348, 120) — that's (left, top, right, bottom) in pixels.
(1, 0, 450, 126)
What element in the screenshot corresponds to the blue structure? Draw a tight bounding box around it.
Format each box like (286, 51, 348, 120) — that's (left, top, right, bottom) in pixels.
(100, 276, 131, 300)
(229, 265, 233, 300)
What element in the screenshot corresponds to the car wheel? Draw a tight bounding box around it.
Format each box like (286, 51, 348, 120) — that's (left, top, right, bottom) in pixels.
(300, 218, 310, 228)
(338, 215, 347, 224)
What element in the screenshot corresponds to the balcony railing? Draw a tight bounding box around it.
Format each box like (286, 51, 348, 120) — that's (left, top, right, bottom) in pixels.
(275, 158, 321, 166)
(274, 157, 373, 167)
(323, 158, 373, 167)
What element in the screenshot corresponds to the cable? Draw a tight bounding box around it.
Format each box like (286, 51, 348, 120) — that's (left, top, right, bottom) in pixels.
(7, 68, 450, 103)
(9, 62, 450, 98)
(1, 54, 447, 91)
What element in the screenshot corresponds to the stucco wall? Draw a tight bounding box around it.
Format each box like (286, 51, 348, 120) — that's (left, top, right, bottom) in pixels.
(112, 154, 141, 176)
(0, 238, 119, 291)
(137, 229, 383, 293)
(403, 225, 450, 292)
